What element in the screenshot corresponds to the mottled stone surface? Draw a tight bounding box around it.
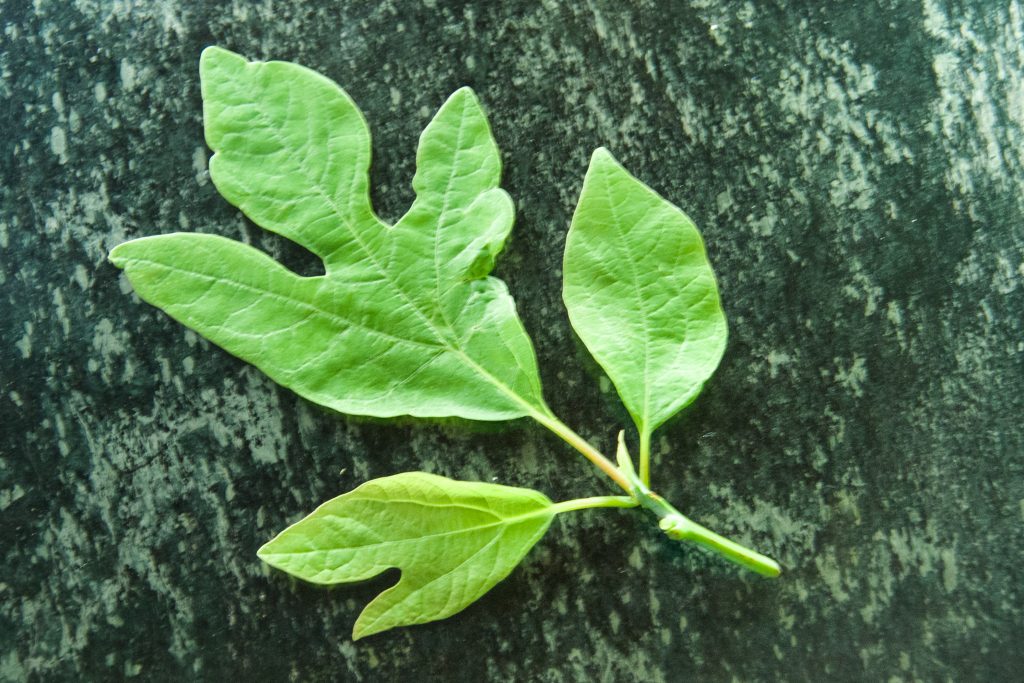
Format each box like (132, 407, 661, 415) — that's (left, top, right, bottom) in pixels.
(2, 0, 1023, 680)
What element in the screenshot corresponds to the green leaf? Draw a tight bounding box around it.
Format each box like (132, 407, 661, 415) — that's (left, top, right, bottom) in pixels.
(108, 47, 548, 421)
(562, 148, 727, 436)
(257, 472, 554, 639)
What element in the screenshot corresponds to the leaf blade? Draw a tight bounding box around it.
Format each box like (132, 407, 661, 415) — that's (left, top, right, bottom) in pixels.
(257, 472, 555, 639)
(111, 49, 548, 422)
(562, 148, 727, 433)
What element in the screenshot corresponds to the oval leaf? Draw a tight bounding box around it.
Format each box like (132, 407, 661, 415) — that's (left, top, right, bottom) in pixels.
(562, 148, 727, 435)
(109, 48, 548, 421)
(258, 472, 554, 639)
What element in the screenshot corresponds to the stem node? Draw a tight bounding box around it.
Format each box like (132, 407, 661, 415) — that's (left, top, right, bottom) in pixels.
(535, 414, 781, 578)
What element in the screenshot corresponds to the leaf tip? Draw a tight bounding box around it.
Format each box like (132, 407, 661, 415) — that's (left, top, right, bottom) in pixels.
(199, 46, 249, 97)
(352, 613, 386, 641)
(255, 538, 285, 569)
(444, 86, 484, 117)
(105, 235, 176, 271)
(199, 45, 243, 73)
(586, 147, 626, 181)
(107, 243, 128, 269)
(590, 146, 616, 165)
(451, 85, 478, 99)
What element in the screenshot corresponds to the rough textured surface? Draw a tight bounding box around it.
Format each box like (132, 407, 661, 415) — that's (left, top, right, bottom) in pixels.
(2, 0, 1022, 680)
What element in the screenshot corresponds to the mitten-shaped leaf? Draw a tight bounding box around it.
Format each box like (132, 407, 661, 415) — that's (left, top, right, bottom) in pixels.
(258, 473, 555, 639)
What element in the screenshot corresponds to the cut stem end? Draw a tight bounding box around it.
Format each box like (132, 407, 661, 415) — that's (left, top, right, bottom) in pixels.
(658, 513, 781, 578)
(623, 465, 781, 578)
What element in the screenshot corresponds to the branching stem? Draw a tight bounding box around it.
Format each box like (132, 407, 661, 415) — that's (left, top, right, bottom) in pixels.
(533, 411, 781, 578)
(530, 411, 631, 492)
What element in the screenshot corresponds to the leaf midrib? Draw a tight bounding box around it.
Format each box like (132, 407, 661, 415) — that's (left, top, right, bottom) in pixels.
(432, 94, 470, 328)
(598, 165, 654, 430)
(263, 503, 553, 557)
(136, 255, 445, 353)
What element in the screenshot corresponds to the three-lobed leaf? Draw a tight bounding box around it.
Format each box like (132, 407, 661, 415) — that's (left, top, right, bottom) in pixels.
(563, 148, 727, 436)
(257, 472, 555, 639)
(109, 46, 548, 422)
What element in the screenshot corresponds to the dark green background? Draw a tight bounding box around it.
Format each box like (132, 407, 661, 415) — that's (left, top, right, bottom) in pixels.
(2, 0, 1022, 680)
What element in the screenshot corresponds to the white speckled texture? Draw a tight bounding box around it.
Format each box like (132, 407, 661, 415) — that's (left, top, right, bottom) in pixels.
(2, 0, 1022, 680)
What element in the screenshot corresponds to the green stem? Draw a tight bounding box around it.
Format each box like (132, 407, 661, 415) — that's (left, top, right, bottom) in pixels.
(631, 485, 781, 578)
(638, 427, 652, 487)
(530, 411, 631, 493)
(658, 513, 781, 577)
(550, 496, 638, 514)
(532, 412, 780, 577)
